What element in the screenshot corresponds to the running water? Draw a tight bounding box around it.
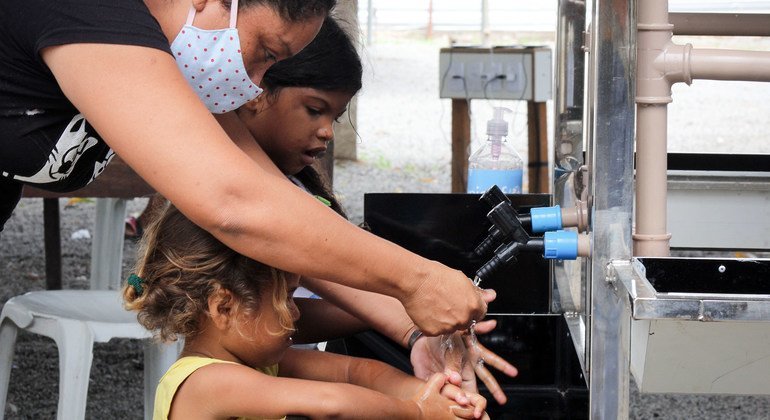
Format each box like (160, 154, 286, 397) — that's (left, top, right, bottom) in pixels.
(438, 320, 485, 372)
(435, 277, 485, 369)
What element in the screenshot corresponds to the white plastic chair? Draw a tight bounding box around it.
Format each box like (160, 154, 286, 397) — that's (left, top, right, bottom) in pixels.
(0, 290, 179, 420)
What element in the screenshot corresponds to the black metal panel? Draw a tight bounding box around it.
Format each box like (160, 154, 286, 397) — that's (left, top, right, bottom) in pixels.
(667, 153, 770, 172)
(364, 193, 552, 314)
(481, 315, 587, 419)
(362, 193, 588, 418)
(640, 257, 770, 294)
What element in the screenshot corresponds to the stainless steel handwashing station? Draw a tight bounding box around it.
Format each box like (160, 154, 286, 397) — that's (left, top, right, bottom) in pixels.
(554, 0, 770, 417)
(361, 2, 769, 418)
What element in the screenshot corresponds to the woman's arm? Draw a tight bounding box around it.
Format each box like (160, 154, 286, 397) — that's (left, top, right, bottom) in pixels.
(292, 297, 368, 344)
(41, 42, 487, 335)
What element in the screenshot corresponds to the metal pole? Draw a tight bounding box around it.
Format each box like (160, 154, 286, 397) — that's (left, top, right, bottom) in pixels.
(481, 0, 490, 46)
(586, 0, 636, 417)
(427, 0, 433, 39)
(367, 0, 374, 45)
(554, 0, 587, 172)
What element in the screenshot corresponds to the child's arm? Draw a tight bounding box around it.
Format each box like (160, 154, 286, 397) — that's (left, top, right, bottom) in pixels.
(281, 348, 420, 398)
(301, 276, 516, 405)
(281, 349, 487, 419)
(292, 297, 368, 344)
(301, 276, 416, 347)
(168, 358, 460, 419)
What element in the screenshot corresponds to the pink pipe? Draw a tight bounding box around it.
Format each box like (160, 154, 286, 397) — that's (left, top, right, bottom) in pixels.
(634, 0, 770, 257)
(635, 0, 674, 257)
(633, 104, 672, 256)
(688, 49, 770, 82)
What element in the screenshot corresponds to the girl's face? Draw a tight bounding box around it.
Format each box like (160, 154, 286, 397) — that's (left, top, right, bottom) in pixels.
(241, 87, 354, 175)
(231, 273, 300, 368)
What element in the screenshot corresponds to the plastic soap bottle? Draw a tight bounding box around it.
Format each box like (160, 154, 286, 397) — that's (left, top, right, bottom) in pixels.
(467, 107, 524, 194)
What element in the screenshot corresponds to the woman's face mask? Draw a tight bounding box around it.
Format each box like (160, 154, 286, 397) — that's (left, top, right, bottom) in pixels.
(171, 0, 263, 114)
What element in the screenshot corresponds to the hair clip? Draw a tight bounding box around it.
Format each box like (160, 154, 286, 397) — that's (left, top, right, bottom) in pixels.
(127, 274, 145, 296)
(314, 195, 332, 207)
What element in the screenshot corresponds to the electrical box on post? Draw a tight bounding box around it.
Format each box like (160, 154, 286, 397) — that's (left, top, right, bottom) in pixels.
(439, 46, 552, 102)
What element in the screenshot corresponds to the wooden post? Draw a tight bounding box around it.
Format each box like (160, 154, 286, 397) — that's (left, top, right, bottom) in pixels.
(527, 101, 550, 193)
(451, 99, 471, 193)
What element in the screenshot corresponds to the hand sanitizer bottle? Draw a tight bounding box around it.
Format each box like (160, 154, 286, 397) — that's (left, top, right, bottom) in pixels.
(467, 107, 524, 194)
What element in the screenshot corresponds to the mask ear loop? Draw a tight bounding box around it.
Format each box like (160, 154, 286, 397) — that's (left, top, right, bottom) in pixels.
(229, 0, 239, 28)
(185, 4, 196, 26)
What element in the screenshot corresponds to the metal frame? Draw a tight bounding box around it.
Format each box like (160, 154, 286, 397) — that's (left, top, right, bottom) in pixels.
(554, 0, 770, 416)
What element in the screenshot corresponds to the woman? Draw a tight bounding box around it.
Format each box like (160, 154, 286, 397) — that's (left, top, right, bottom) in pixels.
(0, 0, 488, 335)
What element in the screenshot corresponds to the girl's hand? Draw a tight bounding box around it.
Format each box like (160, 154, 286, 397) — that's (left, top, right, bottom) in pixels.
(462, 319, 519, 404)
(410, 318, 518, 404)
(410, 373, 467, 419)
(440, 381, 488, 419)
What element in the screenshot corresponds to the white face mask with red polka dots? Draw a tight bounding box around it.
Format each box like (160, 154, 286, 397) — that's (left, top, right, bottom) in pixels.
(171, 0, 263, 114)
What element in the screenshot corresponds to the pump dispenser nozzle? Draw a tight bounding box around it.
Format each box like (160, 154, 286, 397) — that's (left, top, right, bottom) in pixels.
(487, 107, 511, 159)
(487, 107, 512, 138)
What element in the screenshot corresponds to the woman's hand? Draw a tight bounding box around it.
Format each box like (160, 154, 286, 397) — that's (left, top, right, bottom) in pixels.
(410, 319, 518, 405)
(401, 263, 491, 336)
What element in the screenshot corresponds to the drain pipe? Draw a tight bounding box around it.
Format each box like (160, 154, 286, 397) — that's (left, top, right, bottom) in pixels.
(634, 0, 770, 256)
(634, 0, 674, 256)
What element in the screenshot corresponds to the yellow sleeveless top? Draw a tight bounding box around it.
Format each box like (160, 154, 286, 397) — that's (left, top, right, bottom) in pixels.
(153, 356, 282, 420)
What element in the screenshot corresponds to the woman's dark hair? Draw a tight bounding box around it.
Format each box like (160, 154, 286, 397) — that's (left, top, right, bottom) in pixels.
(235, 0, 337, 22)
(261, 16, 362, 96)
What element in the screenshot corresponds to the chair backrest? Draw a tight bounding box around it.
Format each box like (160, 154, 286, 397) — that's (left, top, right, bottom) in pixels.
(2, 290, 152, 342)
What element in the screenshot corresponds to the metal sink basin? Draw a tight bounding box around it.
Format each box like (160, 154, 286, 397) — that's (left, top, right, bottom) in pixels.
(614, 257, 770, 395)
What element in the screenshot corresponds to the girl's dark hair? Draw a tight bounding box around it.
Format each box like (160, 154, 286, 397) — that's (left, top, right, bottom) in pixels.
(123, 204, 294, 342)
(261, 16, 362, 96)
(261, 16, 362, 219)
(235, 0, 337, 22)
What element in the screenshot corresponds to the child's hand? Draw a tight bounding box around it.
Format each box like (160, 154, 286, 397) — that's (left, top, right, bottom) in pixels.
(440, 381, 488, 419)
(411, 373, 470, 419)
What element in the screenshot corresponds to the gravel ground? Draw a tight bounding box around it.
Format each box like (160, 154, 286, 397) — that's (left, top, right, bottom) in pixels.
(2, 33, 770, 419)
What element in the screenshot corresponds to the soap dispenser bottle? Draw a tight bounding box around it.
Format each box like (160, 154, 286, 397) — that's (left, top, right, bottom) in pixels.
(467, 107, 524, 194)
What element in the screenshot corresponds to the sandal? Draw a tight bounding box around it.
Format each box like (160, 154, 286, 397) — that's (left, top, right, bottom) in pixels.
(124, 216, 144, 239)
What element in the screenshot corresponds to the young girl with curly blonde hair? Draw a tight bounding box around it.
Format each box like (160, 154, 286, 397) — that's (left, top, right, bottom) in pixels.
(124, 204, 488, 420)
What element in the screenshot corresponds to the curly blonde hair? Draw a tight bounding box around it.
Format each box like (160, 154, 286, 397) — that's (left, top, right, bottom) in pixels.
(123, 204, 295, 342)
